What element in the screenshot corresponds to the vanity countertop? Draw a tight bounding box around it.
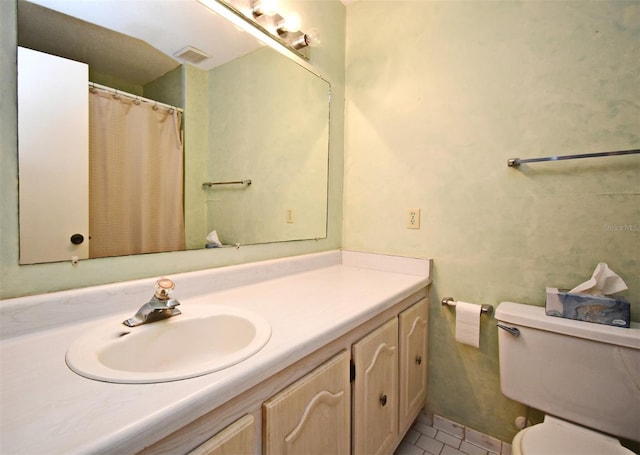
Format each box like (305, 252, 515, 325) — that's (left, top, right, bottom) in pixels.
(0, 250, 430, 455)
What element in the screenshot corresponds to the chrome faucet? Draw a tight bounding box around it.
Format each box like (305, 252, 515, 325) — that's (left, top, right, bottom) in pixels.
(123, 278, 182, 327)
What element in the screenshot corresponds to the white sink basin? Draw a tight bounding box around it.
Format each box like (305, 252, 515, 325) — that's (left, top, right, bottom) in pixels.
(66, 304, 271, 383)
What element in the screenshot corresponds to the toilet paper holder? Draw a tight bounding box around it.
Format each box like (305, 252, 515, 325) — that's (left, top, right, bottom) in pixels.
(441, 297, 493, 315)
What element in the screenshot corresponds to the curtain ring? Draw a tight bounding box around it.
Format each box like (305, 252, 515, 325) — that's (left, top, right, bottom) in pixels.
(152, 102, 159, 111)
(112, 89, 120, 100)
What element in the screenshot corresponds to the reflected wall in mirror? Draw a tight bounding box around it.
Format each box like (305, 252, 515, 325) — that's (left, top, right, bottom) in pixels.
(17, 0, 330, 265)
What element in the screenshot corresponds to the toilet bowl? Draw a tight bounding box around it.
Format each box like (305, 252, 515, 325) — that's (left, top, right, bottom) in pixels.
(495, 302, 640, 454)
(511, 416, 634, 455)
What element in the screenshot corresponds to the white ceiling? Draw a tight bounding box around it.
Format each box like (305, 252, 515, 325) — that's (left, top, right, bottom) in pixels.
(21, 0, 264, 73)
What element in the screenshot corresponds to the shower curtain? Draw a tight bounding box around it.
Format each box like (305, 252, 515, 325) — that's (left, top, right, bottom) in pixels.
(88, 89, 185, 258)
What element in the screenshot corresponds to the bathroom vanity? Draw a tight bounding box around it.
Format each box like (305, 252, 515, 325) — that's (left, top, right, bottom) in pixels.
(0, 250, 431, 454)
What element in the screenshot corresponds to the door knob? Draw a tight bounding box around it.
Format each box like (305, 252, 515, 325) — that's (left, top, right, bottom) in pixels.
(70, 233, 84, 245)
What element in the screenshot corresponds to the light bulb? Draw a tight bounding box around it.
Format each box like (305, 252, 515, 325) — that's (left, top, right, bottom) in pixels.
(255, 0, 278, 16)
(304, 28, 321, 47)
(282, 12, 301, 32)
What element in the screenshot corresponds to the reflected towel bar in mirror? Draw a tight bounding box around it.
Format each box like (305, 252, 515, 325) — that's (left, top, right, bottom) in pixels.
(202, 179, 252, 188)
(507, 148, 640, 167)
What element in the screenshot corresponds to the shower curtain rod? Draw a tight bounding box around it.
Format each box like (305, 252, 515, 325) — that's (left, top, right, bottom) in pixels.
(89, 82, 184, 113)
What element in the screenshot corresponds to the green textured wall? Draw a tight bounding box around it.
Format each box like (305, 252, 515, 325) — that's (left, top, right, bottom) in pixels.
(344, 0, 639, 443)
(183, 64, 210, 250)
(144, 65, 184, 109)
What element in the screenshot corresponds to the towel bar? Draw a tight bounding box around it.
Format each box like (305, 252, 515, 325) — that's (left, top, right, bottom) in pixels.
(441, 297, 493, 315)
(202, 179, 252, 187)
(507, 148, 639, 167)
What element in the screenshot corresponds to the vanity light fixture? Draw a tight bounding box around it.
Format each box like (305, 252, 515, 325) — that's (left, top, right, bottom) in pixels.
(213, 0, 319, 60)
(251, 0, 278, 18)
(290, 27, 320, 50)
(276, 12, 301, 34)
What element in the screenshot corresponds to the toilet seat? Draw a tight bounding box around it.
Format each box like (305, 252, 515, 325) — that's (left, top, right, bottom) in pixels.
(512, 416, 634, 455)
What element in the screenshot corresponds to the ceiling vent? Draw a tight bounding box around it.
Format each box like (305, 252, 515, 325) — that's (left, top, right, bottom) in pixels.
(173, 46, 210, 64)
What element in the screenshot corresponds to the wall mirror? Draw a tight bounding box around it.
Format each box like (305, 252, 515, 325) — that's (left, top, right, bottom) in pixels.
(16, 0, 330, 265)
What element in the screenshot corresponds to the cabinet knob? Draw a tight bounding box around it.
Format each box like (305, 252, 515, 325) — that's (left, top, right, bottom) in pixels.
(379, 394, 387, 407)
(70, 233, 84, 245)
(415, 355, 422, 365)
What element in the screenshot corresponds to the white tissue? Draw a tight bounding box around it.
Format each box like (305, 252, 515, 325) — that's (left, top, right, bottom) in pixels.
(568, 262, 628, 296)
(455, 301, 481, 348)
(206, 230, 222, 246)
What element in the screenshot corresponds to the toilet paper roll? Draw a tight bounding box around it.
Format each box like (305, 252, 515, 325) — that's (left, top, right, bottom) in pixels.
(455, 301, 481, 348)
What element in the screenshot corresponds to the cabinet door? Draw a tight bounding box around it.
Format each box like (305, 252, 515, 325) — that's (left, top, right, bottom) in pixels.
(189, 414, 254, 455)
(17, 47, 89, 264)
(398, 298, 429, 434)
(352, 317, 399, 455)
(263, 350, 350, 455)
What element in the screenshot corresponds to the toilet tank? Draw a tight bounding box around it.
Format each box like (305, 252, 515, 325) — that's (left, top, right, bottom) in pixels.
(495, 302, 640, 442)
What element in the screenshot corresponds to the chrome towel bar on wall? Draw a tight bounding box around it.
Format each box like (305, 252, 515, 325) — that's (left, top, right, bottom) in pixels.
(507, 148, 640, 168)
(202, 179, 252, 188)
(441, 297, 493, 315)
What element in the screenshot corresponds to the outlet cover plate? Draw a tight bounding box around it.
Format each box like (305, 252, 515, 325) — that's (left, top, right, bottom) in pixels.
(407, 208, 420, 229)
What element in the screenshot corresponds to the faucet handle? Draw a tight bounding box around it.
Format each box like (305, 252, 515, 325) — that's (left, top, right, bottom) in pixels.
(154, 278, 175, 300)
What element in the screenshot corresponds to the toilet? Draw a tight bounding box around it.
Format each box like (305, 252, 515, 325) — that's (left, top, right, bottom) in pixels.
(495, 302, 640, 455)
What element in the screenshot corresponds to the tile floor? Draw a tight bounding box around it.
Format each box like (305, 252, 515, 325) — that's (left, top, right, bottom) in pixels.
(396, 410, 512, 455)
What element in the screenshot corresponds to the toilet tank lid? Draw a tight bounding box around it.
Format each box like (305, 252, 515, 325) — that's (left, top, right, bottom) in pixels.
(496, 302, 640, 350)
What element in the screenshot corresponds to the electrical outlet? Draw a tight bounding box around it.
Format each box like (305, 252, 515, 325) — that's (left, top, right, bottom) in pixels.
(286, 208, 295, 224)
(407, 208, 420, 229)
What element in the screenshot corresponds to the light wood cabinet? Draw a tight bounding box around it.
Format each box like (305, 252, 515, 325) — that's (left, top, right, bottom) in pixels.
(352, 317, 399, 455)
(398, 298, 429, 435)
(263, 350, 351, 455)
(188, 414, 254, 455)
(142, 290, 429, 455)
(352, 298, 429, 455)
(263, 298, 428, 455)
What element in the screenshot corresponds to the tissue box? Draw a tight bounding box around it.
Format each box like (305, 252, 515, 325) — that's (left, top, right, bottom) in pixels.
(545, 287, 630, 328)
